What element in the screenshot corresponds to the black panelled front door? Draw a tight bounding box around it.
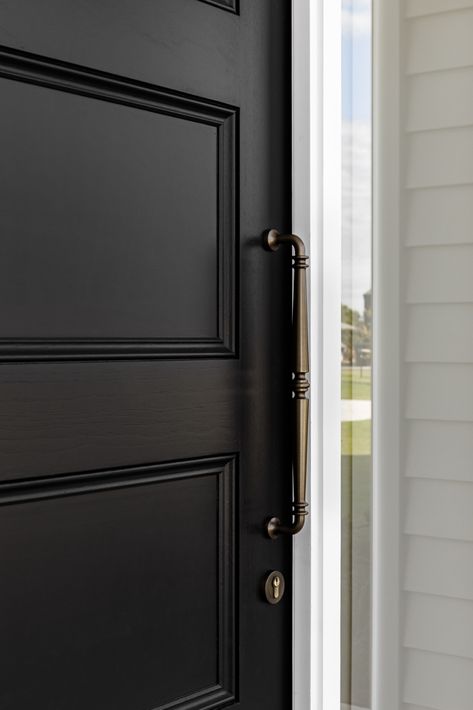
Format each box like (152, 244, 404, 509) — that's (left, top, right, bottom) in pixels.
(0, 2, 292, 708)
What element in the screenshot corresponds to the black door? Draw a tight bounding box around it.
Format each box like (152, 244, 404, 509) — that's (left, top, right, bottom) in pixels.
(0, 2, 293, 708)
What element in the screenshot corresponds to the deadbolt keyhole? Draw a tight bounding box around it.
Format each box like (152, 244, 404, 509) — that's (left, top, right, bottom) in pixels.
(264, 570, 285, 604)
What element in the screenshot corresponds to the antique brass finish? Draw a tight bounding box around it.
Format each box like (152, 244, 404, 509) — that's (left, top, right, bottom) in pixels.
(263, 229, 310, 539)
(264, 570, 286, 604)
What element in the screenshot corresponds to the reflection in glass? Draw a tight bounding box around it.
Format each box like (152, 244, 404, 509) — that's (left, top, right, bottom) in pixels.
(341, 1, 372, 709)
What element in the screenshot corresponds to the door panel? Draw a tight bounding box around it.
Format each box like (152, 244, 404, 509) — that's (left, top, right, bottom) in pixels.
(0, 1, 241, 103)
(0, 361, 240, 481)
(1, 457, 235, 709)
(1, 78, 219, 341)
(0, 2, 292, 708)
(0, 49, 235, 356)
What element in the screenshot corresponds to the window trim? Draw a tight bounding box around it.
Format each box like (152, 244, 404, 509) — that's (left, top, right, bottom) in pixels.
(292, 1, 342, 708)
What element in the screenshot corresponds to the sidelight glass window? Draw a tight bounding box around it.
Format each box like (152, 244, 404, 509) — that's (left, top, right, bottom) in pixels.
(341, 1, 372, 709)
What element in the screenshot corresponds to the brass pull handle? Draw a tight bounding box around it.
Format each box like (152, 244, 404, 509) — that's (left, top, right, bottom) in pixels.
(263, 229, 310, 538)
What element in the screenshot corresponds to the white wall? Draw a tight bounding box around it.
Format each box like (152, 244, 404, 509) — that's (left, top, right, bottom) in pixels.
(375, 1, 473, 708)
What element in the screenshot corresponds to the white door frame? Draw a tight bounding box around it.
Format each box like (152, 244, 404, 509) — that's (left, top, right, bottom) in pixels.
(292, 3, 404, 708)
(292, 1, 342, 709)
(372, 0, 401, 707)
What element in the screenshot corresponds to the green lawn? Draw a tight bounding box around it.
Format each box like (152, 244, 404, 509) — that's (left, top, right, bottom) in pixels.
(342, 419, 371, 456)
(341, 367, 372, 455)
(341, 367, 371, 401)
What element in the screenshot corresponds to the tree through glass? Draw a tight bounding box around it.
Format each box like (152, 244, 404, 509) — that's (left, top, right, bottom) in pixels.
(341, 1, 372, 708)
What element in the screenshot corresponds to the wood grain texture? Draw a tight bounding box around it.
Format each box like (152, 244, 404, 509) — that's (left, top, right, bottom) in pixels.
(0, 2, 293, 708)
(0, 48, 237, 359)
(199, 0, 239, 13)
(0, 0, 241, 104)
(0, 457, 236, 709)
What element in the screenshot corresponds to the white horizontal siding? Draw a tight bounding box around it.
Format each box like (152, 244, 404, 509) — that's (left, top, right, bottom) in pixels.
(406, 304, 473, 362)
(406, 245, 473, 303)
(405, 420, 473, 482)
(405, 364, 473, 421)
(405, 478, 473, 541)
(404, 648, 473, 710)
(405, 535, 473, 600)
(406, 0, 473, 18)
(400, 3, 473, 707)
(404, 592, 473, 659)
(406, 127, 473, 188)
(407, 67, 473, 132)
(407, 9, 473, 74)
(406, 185, 473, 246)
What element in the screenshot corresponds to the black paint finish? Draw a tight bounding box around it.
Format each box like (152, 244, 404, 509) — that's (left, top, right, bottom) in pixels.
(0, 48, 236, 359)
(1, 458, 235, 710)
(0, 2, 292, 709)
(199, 0, 239, 13)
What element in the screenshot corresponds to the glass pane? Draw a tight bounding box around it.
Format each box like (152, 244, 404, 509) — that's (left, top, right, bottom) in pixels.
(341, 1, 372, 708)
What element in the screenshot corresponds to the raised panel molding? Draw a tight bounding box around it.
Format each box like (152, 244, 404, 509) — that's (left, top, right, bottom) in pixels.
(199, 0, 239, 14)
(0, 46, 237, 361)
(0, 454, 237, 710)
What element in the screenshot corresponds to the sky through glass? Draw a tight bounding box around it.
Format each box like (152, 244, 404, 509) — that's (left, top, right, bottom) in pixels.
(342, 0, 372, 314)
